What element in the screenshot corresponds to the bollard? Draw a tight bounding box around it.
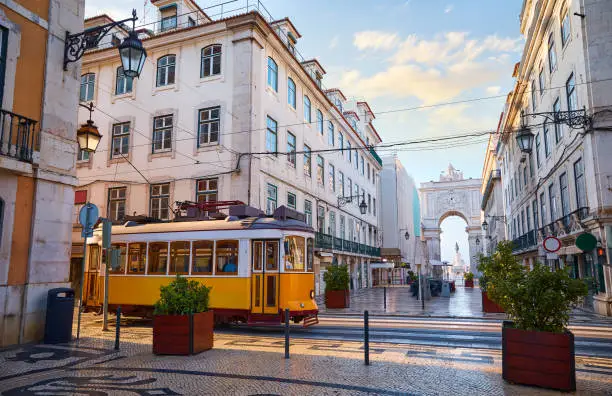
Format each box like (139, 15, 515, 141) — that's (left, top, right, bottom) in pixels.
(284, 308, 290, 359)
(114, 306, 121, 351)
(364, 310, 370, 365)
(383, 287, 387, 310)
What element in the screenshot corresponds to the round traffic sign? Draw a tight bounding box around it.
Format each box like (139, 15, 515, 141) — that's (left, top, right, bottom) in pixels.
(543, 236, 561, 253)
(79, 203, 99, 229)
(575, 233, 597, 252)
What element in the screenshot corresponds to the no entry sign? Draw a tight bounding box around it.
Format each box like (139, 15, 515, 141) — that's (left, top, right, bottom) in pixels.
(543, 236, 561, 253)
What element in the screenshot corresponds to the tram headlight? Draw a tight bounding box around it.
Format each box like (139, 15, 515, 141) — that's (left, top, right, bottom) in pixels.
(309, 290, 315, 299)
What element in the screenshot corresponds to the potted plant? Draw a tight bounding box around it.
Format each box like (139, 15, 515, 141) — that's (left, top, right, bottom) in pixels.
(486, 242, 587, 391)
(323, 264, 350, 308)
(153, 275, 213, 355)
(463, 271, 474, 287)
(477, 252, 505, 313)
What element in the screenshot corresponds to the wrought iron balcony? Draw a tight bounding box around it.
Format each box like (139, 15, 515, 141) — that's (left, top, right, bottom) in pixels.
(314, 232, 380, 257)
(512, 229, 537, 253)
(539, 207, 590, 238)
(0, 109, 37, 163)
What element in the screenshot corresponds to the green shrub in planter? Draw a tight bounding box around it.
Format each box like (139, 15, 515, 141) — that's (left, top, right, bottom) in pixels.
(323, 264, 350, 292)
(463, 272, 474, 282)
(154, 275, 211, 315)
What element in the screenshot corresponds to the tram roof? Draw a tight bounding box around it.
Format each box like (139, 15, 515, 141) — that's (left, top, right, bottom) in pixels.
(110, 216, 314, 235)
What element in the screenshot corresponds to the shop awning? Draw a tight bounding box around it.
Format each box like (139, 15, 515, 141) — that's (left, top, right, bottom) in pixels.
(370, 262, 395, 269)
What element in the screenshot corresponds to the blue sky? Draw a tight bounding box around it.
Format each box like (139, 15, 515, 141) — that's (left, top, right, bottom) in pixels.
(85, 0, 524, 264)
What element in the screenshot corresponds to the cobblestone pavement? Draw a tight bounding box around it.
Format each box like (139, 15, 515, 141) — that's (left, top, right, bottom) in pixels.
(1, 313, 612, 395)
(316, 285, 612, 324)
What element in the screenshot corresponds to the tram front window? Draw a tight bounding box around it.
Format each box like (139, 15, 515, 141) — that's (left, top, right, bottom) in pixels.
(307, 238, 314, 272)
(266, 241, 278, 271)
(284, 236, 305, 271)
(128, 243, 146, 274)
(216, 240, 238, 275)
(148, 242, 168, 274)
(192, 240, 213, 274)
(170, 241, 190, 274)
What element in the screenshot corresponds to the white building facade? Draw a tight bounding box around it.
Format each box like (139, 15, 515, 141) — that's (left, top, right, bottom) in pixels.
(497, 0, 612, 315)
(481, 125, 506, 255)
(74, 1, 383, 296)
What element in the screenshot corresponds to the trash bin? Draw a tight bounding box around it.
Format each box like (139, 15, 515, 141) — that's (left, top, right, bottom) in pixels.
(44, 287, 75, 344)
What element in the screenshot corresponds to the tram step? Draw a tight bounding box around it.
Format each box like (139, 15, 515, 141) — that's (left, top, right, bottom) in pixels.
(247, 313, 281, 326)
(303, 315, 319, 328)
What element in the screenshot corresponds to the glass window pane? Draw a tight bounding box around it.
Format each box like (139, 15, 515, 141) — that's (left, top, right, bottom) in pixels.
(216, 240, 239, 274)
(127, 242, 146, 274)
(253, 241, 263, 271)
(192, 240, 213, 274)
(148, 242, 168, 274)
(109, 243, 127, 274)
(169, 241, 190, 274)
(284, 236, 305, 271)
(265, 241, 278, 271)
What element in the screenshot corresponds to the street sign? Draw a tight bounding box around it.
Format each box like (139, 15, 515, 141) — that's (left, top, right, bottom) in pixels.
(102, 219, 112, 249)
(546, 253, 559, 260)
(543, 236, 561, 253)
(576, 232, 597, 252)
(79, 203, 99, 238)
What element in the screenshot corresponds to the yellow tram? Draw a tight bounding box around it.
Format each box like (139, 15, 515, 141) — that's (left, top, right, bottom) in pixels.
(82, 205, 318, 326)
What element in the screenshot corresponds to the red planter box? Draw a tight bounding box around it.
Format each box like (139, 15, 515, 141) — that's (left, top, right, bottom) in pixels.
(464, 279, 474, 288)
(482, 291, 504, 313)
(325, 290, 350, 308)
(502, 321, 575, 391)
(153, 310, 214, 355)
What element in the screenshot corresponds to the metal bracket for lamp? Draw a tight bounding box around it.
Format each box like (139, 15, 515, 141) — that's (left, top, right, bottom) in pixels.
(523, 108, 591, 129)
(64, 9, 139, 70)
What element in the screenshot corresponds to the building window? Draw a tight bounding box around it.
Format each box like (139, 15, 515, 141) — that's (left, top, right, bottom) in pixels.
(303, 144, 311, 177)
(316, 155, 324, 185)
(77, 149, 90, 162)
(115, 67, 133, 95)
(340, 215, 345, 239)
(566, 73, 577, 111)
(373, 198, 376, 216)
(560, 172, 570, 216)
(354, 150, 358, 169)
(108, 187, 126, 223)
(328, 211, 336, 236)
(80, 73, 95, 101)
(150, 183, 170, 220)
(0, 27, 7, 105)
(531, 80, 536, 110)
(287, 192, 296, 209)
(304, 200, 312, 226)
(156, 55, 176, 87)
(328, 121, 334, 146)
(329, 163, 335, 192)
(266, 116, 277, 154)
(347, 141, 352, 162)
(266, 183, 277, 215)
(303, 96, 311, 122)
(523, 166, 527, 187)
(267, 57, 278, 91)
(574, 158, 587, 209)
(532, 200, 539, 229)
(549, 183, 558, 221)
(368, 193, 371, 214)
(543, 122, 551, 157)
(188, 16, 196, 27)
(338, 171, 345, 196)
(111, 122, 130, 158)
(287, 132, 296, 167)
(316, 110, 323, 134)
(338, 133, 344, 153)
(317, 205, 325, 233)
(354, 183, 359, 204)
(153, 115, 173, 153)
(360, 156, 365, 175)
(538, 68, 545, 95)
(287, 77, 296, 108)
(198, 106, 220, 147)
(540, 192, 547, 225)
(535, 132, 541, 167)
(196, 178, 217, 205)
(160, 9, 177, 31)
(347, 178, 352, 200)
(548, 33, 557, 73)
(561, 8, 571, 46)
(201, 45, 221, 77)
(553, 98, 562, 143)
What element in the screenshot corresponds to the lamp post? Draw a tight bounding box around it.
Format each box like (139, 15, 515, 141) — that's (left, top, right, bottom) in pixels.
(64, 9, 147, 77)
(337, 193, 368, 215)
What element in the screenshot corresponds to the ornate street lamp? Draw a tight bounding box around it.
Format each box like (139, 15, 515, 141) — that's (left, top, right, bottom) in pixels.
(359, 196, 367, 215)
(482, 220, 488, 231)
(77, 102, 101, 153)
(476, 237, 480, 246)
(515, 125, 535, 154)
(64, 9, 146, 77)
(404, 231, 410, 240)
(338, 193, 368, 215)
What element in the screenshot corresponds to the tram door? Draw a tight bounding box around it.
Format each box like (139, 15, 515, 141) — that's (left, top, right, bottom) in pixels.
(251, 240, 280, 315)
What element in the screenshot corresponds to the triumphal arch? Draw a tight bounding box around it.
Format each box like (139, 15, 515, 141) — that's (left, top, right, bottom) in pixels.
(419, 164, 483, 274)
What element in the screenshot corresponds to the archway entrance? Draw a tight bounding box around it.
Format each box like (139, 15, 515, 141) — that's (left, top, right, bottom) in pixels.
(440, 215, 469, 281)
(419, 164, 483, 275)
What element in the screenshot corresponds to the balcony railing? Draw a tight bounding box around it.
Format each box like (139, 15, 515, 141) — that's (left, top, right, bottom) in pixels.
(539, 207, 590, 239)
(315, 231, 380, 257)
(512, 229, 537, 253)
(0, 109, 37, 163)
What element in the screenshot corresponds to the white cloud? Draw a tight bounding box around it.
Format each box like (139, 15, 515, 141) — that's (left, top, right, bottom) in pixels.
(486, 86, 502, 95)
(353, 31, 400, 51)
(329, 35, 339, 49)
(444, 4, 454, 13)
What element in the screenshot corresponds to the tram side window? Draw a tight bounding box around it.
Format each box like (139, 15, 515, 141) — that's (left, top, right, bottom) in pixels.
(216, 240, 238, 275)
(284, 236, 305, 271)
(306, 238, 314, 272)
(266, 241, 279, 271)
(192, 240, 213, 274)
(253, 241, 263, 271)
(148, 242, 168, 274)
(109, 243, 127, 274)
(169, 241, 190, 274)
(128, 243, 146, 274)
